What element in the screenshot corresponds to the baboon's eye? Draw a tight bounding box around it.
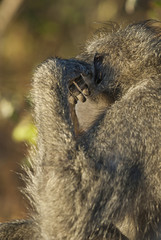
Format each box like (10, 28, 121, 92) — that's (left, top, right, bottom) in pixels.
(94, 53, 104, 85)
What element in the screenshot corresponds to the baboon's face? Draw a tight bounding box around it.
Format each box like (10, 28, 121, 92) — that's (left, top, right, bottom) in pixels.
(92, 51, 120, 100)
(84, 22, 161, 97)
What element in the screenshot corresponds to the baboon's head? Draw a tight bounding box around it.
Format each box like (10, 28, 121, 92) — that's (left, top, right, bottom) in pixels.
(69, 20, 161, 135)
(81, 20, 161, 98)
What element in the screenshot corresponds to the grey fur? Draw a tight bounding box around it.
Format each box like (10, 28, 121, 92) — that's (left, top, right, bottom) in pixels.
(0, 19, 161, 239)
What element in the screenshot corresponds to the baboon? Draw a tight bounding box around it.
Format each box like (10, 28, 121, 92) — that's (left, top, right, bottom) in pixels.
(0, 19, 161, 240)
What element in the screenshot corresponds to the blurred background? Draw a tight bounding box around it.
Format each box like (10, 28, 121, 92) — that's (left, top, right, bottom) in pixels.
(0, 0, 160, 222)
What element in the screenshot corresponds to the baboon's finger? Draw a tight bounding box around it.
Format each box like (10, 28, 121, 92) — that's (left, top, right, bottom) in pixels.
(68, 94, 77, 105)
(77, 93, 86, 102)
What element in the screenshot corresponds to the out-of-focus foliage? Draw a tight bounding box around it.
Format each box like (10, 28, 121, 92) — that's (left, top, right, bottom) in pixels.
(12, 119, 37, 145)
(149, 0, 161, 18)
(0, 0, 160, 222)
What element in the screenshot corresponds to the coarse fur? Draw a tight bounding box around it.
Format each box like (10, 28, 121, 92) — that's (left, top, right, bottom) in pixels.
(0, 19, 161, 240)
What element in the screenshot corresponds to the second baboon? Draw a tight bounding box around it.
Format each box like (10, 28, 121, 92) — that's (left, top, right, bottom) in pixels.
(0, 19, 161, 240)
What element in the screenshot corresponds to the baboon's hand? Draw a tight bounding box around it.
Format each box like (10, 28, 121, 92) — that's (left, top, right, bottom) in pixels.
(68, 73, 92, 104)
